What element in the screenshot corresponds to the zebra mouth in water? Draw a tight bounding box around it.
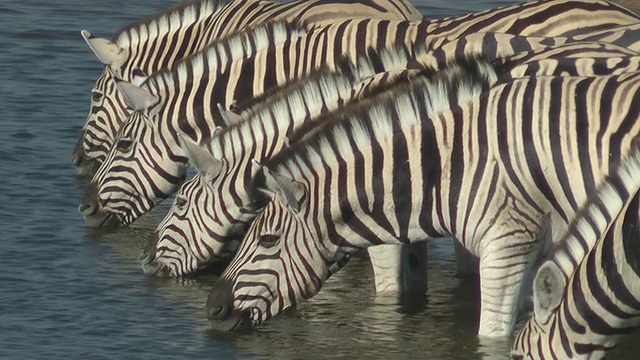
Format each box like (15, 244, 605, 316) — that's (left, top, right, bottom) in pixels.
(207, 279, 255, 331)
(208, 308, 252, 332)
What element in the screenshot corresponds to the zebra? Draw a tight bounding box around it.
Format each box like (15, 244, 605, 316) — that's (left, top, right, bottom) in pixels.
(80, 0, 640, 228)
(72, 0, 422, 175)
(203, 62, 640, 337)
(139, 64, 442, 277)
(511, 141, 640, 359)
(142, 40, 640, 279)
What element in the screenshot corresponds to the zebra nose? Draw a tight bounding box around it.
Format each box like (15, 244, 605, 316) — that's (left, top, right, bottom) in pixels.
(79, 182, 100, 216)
(207, 279, 233, 320)
(78, 202, 97, 216)
(71, 136, 86, 166)
(142, 231, 160, 259)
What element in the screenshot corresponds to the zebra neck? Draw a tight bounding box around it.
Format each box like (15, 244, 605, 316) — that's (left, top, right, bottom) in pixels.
(114, 0, 226, 69)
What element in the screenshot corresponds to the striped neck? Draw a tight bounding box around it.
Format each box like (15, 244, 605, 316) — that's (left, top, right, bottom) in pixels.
(256, 61, 498, 251)
(113, 0, 228, 51)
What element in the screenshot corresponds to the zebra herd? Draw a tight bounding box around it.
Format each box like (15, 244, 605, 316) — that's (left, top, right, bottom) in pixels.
(73, 0, 640, 357)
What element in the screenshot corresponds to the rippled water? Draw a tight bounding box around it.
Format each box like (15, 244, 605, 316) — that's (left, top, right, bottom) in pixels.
(2, 0, 640, 358)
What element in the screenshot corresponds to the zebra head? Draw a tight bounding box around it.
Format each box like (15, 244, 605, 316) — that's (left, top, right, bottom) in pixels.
(140, 136, 249, 277)
(79, 78, 187, 227)
(75, 30, 147, 176)
(207, 165, 343, 330)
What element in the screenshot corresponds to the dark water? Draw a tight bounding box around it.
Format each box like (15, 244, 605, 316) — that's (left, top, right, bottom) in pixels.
(2, 0, 640, 358)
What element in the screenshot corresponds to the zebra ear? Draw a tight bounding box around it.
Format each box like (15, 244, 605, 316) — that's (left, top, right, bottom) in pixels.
(80, 30, 125, 68)
(115, 79, 159, 111)
(261, 166, 306, 212)
(217, 103, 244, 124)
(532, 261, 565, 325)
(178, 135, 222, 181)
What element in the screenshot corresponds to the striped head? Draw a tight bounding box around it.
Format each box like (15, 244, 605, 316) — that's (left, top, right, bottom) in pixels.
(207, 165, 340, 330)
(78, 21, 308, 228)
(73, 0, 231, 175)
(74, 31, 144, 176)
(140, 136, 250, 276)
(79, 78, 189, 227)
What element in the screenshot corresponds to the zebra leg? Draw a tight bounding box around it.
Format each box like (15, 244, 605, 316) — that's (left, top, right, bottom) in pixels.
(368, 243, 428, 293)
(477, 241, 535, 337)
(454, 238, 479, 275)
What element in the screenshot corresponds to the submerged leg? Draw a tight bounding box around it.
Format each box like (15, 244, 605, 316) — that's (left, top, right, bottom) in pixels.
(368, 243, 428, 293)
(454, 238, 479, 275)
(477, 240, 536, 337)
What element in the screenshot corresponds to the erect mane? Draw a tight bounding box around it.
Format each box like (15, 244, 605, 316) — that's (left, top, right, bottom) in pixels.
(207, 65, 358, 160)
(113, 0, 230, 47)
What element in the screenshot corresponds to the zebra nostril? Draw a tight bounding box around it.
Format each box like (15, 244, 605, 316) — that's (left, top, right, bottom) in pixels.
(208, 305, 229, 320)
(138, 252, 150, 263)
(78, 202, 96, 216)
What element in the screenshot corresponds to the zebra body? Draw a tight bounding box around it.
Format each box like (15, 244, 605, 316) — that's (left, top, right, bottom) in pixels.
(73, 0, 422, 174)
(206, 65, 640, 336)
(80, 0, 640, 229)
(511, 143, 640, 359)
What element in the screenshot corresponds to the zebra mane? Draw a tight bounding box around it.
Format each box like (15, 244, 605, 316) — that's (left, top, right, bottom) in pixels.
(534, 138, 640, 279)
(141, 20, 307, 95)
(250, 57, 500, 205)
(204, 66, 358, 162)
(113, 0, 229, 47)
(350, 45, 420, 80)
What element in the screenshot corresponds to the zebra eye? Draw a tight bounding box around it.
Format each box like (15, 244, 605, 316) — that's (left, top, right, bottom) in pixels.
(175, 196, 187, 210)
(258, 234, 280, 249)
(116, 138, 133, 152)
(91, 91, 103, 102)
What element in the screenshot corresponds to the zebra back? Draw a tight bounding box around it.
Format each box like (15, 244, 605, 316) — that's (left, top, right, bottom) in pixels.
(512, 141, 640, 359)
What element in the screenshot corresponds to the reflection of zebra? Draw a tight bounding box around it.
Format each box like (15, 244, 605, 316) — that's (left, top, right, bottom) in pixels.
(143, 41, 640, 278)
(205, 64, 640, 336)
(80, 0, 640, 228)
(72, 0, 421, 175)
(511, 143, 640, 360)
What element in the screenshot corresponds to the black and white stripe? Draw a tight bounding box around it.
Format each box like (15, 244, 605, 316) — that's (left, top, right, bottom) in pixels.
(146, 40, 640, 277)
(72, 0, 422, 175)
(206, 63, 640, 337)
(80, 0, 640, 229)
(511, 141, 640, 359)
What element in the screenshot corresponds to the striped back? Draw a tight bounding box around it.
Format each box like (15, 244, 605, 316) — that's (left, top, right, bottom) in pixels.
(511, 142, 640, 359)
(206, 69, 640, 335)
(73, 0, 422, 175)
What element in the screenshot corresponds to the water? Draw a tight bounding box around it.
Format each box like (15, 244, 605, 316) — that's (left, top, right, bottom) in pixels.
(2, 0, 640, 358)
